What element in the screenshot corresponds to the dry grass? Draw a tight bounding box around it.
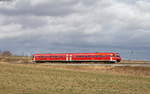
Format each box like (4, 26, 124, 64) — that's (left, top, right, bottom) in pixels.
(120, 60, 150, 64)
(0, 62, 150, 94)
(0, 56, 32, 64)
(40, 64, 150, 77)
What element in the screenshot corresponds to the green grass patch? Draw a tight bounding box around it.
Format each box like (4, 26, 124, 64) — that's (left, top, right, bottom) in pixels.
(0, 63, 150, 94)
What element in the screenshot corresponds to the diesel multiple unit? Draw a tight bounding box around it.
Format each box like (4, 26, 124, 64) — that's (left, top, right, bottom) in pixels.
(32, 52, 121, 63)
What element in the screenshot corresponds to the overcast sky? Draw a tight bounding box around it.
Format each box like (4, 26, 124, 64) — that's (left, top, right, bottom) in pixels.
(0, 0, 150, 60)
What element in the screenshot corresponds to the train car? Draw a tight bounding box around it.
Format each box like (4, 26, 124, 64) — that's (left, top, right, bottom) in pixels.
(32, 52, 121, 63)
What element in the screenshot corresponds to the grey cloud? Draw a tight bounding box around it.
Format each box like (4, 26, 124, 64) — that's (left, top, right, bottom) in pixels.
(0, 0, 150, 60)
(2, 16, 48, 29)
(0, 0, 79, 16)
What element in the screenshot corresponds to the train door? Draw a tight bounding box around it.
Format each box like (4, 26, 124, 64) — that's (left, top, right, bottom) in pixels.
(69, 55, 72, 61)
(32, 55, 35, 61)
(66, 54, 69, 61)
(66, 54, 73, 61)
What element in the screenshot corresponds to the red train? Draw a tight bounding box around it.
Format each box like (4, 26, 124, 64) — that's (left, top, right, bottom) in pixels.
(32, 52, 121, 63)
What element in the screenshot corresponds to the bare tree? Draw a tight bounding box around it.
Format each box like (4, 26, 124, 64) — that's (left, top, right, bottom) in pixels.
(2, 51, 12, 56)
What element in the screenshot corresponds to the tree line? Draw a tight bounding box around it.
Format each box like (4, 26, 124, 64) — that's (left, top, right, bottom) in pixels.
(0, 50, 12, 56)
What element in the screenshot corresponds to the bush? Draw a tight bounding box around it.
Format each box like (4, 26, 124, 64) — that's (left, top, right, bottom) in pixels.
(1, 51, 12, 56)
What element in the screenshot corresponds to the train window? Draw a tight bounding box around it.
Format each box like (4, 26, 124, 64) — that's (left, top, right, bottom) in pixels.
(41, 56, 44, 58)
(96, 56, 99, 58)
(104, 55, 107, 57)
(102, 55, 106, 57)
(36, 56, 39, 58)
(77, 56, 80, 58)
(78, 56, 84, 58)
(105, 55, 109, 57)
(87, 56, 91, 58)
(86, 56, 89, 58)
(99, 55, 104, 57)
(116, 55, 120, 57)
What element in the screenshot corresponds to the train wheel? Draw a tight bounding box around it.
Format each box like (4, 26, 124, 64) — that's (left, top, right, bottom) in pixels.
(35, 61, 41, 63)
(108, 61, 116, 63)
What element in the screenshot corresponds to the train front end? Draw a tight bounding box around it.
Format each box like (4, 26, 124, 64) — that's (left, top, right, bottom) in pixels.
(111, 53, 121, 63)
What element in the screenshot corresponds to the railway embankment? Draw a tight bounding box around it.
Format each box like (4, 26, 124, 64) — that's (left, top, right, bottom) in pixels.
(120, 60, 150, 64)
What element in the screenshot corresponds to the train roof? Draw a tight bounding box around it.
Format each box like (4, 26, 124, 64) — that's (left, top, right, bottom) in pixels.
(33, 52, 119, 56)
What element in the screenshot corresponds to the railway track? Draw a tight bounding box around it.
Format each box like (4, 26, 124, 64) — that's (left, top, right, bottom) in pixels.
(43, 63, 150, 67)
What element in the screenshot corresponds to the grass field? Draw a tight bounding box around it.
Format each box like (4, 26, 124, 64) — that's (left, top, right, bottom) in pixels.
(0, 62, 150, 94)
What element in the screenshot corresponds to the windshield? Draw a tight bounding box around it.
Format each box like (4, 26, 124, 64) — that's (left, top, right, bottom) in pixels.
(116, 54, 120, 57)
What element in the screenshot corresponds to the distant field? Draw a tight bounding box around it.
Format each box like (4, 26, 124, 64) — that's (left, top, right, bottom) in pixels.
(0, 56, 32, 63)
(0, 62, 150, 94)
